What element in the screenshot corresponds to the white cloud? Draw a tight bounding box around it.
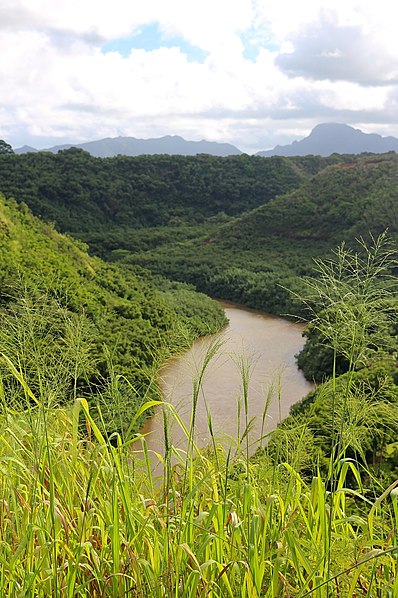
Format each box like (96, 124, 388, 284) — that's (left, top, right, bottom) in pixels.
(275, 14, 398, 85)
(1, 0, 398, 152)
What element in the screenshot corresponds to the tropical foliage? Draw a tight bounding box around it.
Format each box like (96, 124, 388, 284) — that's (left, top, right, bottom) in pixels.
(0, 324, 397, 596)
(0, 195, 226, 436)
(0, 148, 397, 595)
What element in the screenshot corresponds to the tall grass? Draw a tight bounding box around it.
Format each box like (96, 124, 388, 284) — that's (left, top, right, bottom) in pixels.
(0, 351, 397, 597)
(294, 233, 398, 594)
(0, 233, 397, 596)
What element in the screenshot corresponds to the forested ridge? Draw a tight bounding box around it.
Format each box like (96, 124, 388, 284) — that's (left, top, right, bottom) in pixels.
(0, 149, 322, 230)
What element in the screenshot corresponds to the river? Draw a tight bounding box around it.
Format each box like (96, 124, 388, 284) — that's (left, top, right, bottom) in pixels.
(140, 301, 313, 467)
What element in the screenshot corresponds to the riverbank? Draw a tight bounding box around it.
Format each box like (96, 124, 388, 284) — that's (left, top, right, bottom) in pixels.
(140, 301, 313, 465)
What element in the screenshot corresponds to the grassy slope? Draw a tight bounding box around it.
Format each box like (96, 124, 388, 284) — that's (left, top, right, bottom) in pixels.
(0, 195, 227, 436)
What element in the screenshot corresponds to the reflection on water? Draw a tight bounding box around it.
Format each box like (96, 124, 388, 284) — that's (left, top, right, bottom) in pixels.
(139, 301, 313, 467)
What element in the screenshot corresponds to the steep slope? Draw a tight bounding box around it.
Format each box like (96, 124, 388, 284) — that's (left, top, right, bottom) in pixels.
(0, 195, 226, 435)
(258, 123, 398, 157)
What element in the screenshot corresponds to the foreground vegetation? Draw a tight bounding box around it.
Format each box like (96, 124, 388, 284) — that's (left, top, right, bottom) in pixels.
(0, 391, 397, 597)
(0, 233, 396, 596)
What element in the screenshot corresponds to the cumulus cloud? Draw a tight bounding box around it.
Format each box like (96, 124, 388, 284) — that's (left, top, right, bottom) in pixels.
(275, 15, 398, 85)
(1, 0, 398, 152)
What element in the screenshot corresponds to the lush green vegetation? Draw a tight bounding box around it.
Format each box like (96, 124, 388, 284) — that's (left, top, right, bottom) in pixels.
(0, 194, 226, 437)
(0, 402, 397, 597)
(0, 150, 322, 231)
(0, 148, 397, 594)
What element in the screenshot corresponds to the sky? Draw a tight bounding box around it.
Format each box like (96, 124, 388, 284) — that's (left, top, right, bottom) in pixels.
(1, 0, 398, 153)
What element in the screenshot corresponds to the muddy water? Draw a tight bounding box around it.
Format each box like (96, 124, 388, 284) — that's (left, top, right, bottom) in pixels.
(140, 301, 313, 465)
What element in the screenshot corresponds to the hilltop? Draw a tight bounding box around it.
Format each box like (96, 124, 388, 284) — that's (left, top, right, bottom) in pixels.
(257, 123, 398, 157)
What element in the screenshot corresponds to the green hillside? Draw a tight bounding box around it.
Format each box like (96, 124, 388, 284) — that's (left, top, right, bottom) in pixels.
(0, 150, 318, 231)
(222, 153, 398, 244)
(0, 194, 226, 436)
(127, 154, 398, 315)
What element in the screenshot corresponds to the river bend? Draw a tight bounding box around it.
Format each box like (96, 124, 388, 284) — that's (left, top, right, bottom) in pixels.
(140, 301, 313, 462)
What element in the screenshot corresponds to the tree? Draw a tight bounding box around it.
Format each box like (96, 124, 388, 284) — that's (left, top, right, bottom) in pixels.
(0, 140, 14, 154)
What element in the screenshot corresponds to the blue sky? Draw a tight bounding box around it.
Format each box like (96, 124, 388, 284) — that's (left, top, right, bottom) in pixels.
(101, 23, 265, 63)
(102, 23, 208, 63)
(1, 0, 397, 152)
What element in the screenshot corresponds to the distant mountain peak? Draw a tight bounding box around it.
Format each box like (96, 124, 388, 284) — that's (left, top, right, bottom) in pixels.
(257, 123, 398, 157)
(14, 145, 38, 154)
(312, 122, 352, 131)
(15, 135, 242, 158)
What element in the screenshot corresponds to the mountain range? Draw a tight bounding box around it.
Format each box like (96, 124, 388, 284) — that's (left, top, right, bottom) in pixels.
(13, 123, 398, 157)
(14, 135, 242, 157)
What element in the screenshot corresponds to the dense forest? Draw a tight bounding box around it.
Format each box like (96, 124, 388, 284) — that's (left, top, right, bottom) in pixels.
(0, 150, 316, 230)
(0, 147, 397, 595)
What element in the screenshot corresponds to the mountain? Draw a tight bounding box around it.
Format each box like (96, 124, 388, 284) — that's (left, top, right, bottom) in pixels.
(15, 135, 242, 157)
(257, 123, 398, 157)
(14, 145, 38, 154)
(13, 124, 398, 158)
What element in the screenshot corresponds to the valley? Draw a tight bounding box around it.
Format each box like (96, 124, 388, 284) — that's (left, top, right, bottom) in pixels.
(0, 146, 397, 595)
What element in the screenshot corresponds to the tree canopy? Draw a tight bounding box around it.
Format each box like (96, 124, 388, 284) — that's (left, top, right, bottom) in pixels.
(0, 140, 14, 154)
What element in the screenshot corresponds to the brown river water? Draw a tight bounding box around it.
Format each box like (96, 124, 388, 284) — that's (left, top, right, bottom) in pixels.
(139, 301, 313, 468)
